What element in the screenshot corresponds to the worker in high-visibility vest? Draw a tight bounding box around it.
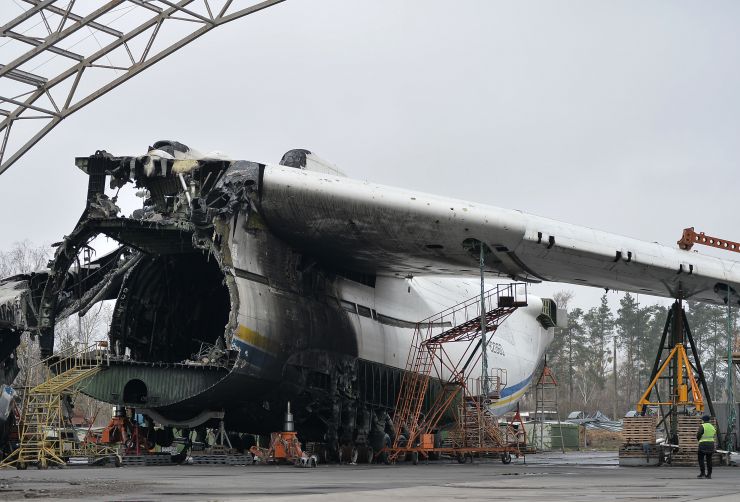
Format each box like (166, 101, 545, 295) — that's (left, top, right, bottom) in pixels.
(696, 415, 716, 479)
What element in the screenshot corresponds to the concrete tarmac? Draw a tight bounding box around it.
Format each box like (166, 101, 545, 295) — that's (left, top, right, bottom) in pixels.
(0, 452, 738, 501)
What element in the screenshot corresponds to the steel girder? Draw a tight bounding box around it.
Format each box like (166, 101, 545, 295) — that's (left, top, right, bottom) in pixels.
(0, 0, 285, 175)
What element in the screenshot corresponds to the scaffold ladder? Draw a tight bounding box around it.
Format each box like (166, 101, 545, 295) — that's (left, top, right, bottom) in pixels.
(1, 342, 105, 469)
(387, 282, 528, 462)
(532, 364, 565, 453)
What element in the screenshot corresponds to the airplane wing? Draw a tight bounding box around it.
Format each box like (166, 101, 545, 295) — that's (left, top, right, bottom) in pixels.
(256, 164, 740, 306)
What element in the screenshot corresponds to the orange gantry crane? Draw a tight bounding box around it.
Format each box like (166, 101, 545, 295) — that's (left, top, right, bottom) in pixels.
(678, 227, 740, 253)
(383, 282, 529, 464)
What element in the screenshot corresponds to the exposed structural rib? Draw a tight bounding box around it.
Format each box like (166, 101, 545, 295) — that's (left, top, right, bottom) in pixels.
(0, 0, 285, 175)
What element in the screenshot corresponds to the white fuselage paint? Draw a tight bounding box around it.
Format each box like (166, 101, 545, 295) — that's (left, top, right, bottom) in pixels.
(335, 275, 553, 415)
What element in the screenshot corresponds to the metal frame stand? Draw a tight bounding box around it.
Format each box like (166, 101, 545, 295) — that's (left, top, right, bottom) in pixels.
(638, 300, 715, 445)
(532, 363, 565, 453)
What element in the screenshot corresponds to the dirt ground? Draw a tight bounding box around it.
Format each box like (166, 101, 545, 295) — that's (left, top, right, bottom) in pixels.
(581, 428, 623, 450)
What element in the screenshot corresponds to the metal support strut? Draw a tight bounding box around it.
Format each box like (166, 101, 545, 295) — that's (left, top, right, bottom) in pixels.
(638, 300, 715, 444)
(480, 242, 488, 398)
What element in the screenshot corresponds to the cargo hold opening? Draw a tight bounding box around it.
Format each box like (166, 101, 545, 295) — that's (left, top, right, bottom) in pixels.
(112, 253, 231, 363)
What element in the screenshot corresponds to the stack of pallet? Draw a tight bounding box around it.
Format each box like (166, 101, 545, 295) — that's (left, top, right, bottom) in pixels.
(619, 416, 659, 466)
(671, 416, 717, 466)
(622, 416, 658, 445)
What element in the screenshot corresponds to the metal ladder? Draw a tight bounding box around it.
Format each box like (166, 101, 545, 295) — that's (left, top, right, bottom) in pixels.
(1, 342, 104, 469)
(387, 283, 527, 461)
(532, 364, 565, 453)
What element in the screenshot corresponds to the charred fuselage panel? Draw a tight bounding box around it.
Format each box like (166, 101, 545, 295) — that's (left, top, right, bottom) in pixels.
(0, 143, 376, 450)
(0, 143, 412, 455)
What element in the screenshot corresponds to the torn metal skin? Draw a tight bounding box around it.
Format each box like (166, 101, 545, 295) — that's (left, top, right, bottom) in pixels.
(0, 141, 387, 457)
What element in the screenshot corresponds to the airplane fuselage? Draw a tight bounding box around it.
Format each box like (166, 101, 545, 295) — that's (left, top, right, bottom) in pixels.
(81, 200, 553, 449)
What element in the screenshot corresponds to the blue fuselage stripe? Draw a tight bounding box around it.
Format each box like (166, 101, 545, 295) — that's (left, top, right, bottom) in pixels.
(499, 372, 534, 398)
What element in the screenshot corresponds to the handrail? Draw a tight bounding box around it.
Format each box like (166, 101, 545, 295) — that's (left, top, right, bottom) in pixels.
(416, 282, 527, 336)
(29, 340, 108, 378)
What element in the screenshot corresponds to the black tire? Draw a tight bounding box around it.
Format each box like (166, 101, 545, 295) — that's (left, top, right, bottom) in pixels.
(411, 451, 419, 465)
(457, 454, 466, 464)
(501, 452, 512, 464)
(114, 455, 122, 468)
(381, 451, 390, 465)
(17, 462, 27, 470)
(366, 446, 374, 464)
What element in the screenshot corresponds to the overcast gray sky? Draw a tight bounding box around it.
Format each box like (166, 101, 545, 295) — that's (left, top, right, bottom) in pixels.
(2, 0, 739, 310)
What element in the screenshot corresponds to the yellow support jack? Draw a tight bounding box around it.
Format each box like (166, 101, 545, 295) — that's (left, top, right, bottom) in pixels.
(636, 300, 715, 447)
(637, 342, 704, 413)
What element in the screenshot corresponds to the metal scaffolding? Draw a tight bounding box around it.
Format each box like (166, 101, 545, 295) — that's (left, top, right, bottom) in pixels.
(0, 0, 285, 175)
(0, 341, 113, 469)
(384, 282, 528, 463)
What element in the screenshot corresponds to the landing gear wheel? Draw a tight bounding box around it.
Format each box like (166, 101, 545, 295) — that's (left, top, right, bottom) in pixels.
(114, 455, 122, 468)
(381, 451, 391, 465)
(501, 452, 512, 464)
(411, 451, 419, 465)
(366, 446, 374, 464)
(38, 458, 47, 470)
(457, 454, 466, 464)
(16, 462, 27, 470)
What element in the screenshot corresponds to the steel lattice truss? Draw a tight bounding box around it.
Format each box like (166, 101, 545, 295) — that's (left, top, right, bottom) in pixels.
(0, 0, 284, 175)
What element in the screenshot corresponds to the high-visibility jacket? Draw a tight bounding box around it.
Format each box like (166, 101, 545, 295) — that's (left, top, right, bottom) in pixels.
(699, 423, 716, 443)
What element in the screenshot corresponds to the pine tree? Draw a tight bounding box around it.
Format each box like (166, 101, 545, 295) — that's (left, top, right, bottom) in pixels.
(615, 293, 651, 411)
(546, 291, 587, 411)
(583, 294, 614, 389)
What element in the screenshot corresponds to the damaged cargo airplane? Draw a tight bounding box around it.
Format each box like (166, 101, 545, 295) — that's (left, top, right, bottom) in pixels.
(2, 140, 740, 457)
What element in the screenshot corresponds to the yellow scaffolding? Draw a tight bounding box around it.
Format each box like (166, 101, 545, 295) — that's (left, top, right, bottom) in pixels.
(1, 342, 109, 469)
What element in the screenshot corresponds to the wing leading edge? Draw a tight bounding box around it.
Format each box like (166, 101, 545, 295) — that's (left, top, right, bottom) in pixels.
(257, 164, 740, 306)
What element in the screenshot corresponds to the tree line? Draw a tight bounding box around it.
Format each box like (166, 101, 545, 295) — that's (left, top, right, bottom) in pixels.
(546, 291, 738, 419)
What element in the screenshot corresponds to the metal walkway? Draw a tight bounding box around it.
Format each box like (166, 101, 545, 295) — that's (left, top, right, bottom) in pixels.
(385, 282, 528, 463)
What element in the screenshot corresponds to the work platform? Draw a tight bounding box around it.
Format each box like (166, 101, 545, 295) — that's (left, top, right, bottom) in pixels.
(0, 342, 119, 469)
(384, 282, 529, 464)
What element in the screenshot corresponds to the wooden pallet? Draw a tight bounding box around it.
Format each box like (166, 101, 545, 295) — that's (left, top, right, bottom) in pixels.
(622, 417, 657, 445)
(676, 415, 701, 449)
(671, 416, 718, 466)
